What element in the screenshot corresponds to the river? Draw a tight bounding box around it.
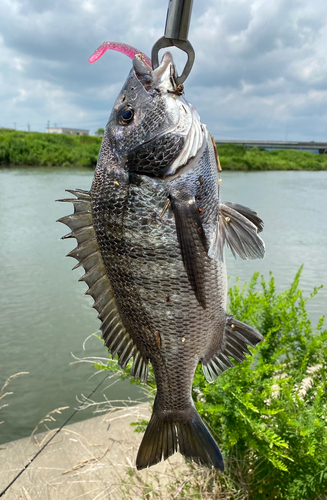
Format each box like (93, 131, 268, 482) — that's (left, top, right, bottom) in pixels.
(0, 167, 326, 444)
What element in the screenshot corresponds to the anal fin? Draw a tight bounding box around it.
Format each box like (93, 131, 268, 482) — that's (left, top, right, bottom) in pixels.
(202, 315, 264, 382)
(208, 202, 265, 262)
(223, 202, 264, 233)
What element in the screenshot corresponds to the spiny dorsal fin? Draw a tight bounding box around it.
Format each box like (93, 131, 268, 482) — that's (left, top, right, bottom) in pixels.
(208, 202, 265, 262)
(202, 315, 264, 383)
(57, 189, 148, 381)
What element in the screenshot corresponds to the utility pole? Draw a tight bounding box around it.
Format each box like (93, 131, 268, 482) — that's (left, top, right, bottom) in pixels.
(27, 123, 30, 132)
(47, 120, 50, 132)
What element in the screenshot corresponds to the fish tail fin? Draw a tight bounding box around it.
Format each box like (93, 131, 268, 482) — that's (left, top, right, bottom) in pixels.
(136, 405, 224, 471)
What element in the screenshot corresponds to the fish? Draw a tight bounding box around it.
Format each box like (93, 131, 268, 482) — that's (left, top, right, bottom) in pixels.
(58, 42, 265, 471)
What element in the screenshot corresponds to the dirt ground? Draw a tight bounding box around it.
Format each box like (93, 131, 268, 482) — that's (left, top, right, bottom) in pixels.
(0, 403, 186, 499)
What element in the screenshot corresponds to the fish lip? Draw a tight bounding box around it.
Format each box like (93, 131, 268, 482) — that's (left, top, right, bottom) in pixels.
(134, 52, 176, 91)
(151, 52, 175, 85)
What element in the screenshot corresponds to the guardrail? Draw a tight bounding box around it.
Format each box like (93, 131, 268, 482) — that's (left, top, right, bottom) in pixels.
(214, 140, 327, 154)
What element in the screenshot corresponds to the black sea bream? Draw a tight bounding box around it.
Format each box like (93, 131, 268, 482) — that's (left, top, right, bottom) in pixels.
(59, 43, 265, 471)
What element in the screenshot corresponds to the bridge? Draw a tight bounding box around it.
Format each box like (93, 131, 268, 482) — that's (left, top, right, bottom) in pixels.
(214, 140, 327, 154)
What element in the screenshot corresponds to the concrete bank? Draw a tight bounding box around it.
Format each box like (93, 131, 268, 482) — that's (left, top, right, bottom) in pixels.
(0, 404, 185, 499)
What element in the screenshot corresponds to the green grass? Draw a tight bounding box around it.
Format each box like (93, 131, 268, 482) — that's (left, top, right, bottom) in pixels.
(0, 129, 102, 167)
(218, 144, 327, 171)
(1, 130, 326, 170)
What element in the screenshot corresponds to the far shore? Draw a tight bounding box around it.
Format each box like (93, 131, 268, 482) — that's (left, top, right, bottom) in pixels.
(1, 129, 326, 171)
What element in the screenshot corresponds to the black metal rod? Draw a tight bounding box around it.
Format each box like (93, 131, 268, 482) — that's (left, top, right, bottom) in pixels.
(164, 0, 194, 41)
(151, 0, 195, 83)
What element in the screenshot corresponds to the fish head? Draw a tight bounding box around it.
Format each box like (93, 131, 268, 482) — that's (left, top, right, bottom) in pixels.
(103, 51, 204, 179)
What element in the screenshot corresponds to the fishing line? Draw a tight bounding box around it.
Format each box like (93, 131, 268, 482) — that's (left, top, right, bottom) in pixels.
(0, 372, 111, 498)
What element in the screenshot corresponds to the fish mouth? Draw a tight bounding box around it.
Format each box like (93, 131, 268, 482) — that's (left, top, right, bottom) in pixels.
(132, 52, 205, 179)
(133, 51, 175, 90)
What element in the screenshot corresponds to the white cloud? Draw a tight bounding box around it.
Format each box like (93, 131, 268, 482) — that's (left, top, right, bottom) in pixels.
(0, 0, 326, 139)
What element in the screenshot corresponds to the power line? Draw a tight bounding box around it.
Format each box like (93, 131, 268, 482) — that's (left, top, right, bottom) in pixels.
(0, 372, 111, 498)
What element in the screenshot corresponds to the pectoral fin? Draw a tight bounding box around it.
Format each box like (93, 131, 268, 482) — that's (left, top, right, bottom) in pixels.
(170, 195, 208, 309)
(208, 202, 265, 262)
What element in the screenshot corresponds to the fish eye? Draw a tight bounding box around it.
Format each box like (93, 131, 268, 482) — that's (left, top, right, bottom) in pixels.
(117, 107, 134, 125)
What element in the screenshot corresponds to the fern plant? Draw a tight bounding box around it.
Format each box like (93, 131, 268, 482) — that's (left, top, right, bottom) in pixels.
(192, 267, 327, 499)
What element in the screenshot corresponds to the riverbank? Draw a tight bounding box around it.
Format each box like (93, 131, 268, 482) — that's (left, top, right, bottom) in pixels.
(217, 143, 327, 171)
(0, 404, 186, 499)
(0, 130, 101, 168)
(1, 130, 326, 170)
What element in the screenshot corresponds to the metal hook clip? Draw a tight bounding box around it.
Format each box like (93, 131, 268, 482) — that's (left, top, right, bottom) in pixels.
(151, 0, 195, 85)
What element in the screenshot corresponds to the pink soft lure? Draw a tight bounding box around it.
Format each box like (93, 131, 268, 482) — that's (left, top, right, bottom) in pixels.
(89, 41, 152, 68)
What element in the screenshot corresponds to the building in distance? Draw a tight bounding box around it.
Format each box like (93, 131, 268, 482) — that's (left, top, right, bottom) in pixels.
(46, 127, 89, 136)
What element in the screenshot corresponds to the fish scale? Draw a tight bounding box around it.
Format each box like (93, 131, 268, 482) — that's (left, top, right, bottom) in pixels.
(59, 47, 265, 471)
(91, 137, 233, 456)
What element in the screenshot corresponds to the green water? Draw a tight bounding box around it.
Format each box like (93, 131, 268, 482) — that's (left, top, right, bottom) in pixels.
(0, 167, 326, 444)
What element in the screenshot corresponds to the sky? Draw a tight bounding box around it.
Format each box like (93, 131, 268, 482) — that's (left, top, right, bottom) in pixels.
(0, 0, 326, 140)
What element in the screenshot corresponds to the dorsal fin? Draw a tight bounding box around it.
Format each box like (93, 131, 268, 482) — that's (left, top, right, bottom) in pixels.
(57, 189, 148, 382)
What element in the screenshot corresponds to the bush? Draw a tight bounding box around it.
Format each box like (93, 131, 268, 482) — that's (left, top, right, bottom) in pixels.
(97, 268, 327, 499)
(0, 129, 102, 167)
(192, 268, 327, 499)
(217, 144, 327, 171)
